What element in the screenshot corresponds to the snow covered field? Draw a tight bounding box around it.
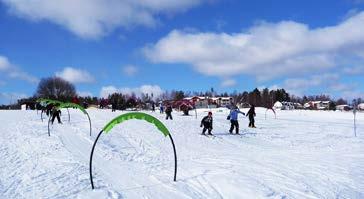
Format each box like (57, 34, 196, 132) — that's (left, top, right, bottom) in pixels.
(0, 108, 363, 198)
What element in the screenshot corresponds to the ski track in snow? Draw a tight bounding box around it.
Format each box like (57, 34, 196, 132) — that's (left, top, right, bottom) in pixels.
(0, 108, 363, 198)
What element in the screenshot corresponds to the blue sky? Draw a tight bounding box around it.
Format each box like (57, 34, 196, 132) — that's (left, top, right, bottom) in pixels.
(1, 0, 364, 104)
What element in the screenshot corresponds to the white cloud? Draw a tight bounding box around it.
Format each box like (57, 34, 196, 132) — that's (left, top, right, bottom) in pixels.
(55, 67, 95, 84)
(278, 73, 361, 98)
(341, 90, 364, 100)
(122, 65, 138, 77)
(0, 56, 11, 70)
(100, 84, 163, 99)
(99, 86, 119, 98)
(144, 12, 364, 82)
(0, 92, 28, 105)
(282, 74, 340, 95)
(0, 55, 39, 83)
(343, 65, 364, 75)
(221, 79, 236, 87)
(2, 0, 207, 39)
(78, 91, 93, 97)
(8, 70, 39, 83)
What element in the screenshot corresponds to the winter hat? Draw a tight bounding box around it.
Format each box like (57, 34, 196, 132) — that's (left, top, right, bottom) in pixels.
(208, 111, 212, 115)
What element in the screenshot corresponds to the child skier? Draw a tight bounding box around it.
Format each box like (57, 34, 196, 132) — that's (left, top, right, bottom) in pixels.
(246, 105, 256, 128)
(228, 107, 245, 134)
(51, 106, 62, 124)
(160, 104, 164, 114)
(165, 105, 173, 120)
(152, 103, 156, 112)
(111, 102, 116, 112)
(200, 112, 213, 135)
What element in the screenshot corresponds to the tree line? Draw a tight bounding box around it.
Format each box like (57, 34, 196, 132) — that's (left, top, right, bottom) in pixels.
(1, 76, 362, 109)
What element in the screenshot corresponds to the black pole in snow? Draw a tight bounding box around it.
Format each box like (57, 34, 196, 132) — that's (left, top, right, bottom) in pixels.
(89, 131, 178, 189)
(48, 114, 51, 136)
(87, 113, 92, 137)
(89, 130, 104, 189)
(354, 107, 357, 137)
(67, 108, 70, 123)
(168, 134, 178, 182)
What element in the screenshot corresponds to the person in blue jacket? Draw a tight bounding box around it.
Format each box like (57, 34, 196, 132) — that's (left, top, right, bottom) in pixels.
(160, 104, 164, 114)
(228, 107, 245, 134)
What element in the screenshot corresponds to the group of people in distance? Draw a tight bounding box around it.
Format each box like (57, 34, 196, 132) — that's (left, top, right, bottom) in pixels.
(47, 101, 256, 136)
(199, 105, 256, 136)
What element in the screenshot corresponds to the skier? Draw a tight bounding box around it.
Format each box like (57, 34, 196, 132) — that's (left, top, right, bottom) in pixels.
(160, 104, 164, 114)
(111, 102, 116, 112)
(200, 112, 213, 135)
(228, 106, 245, 134)
(165, 105, 173, 120)
(152, 103, 156, 112)
(46, 104, 52, 116)
(50, 106, 62, 124)
(246, 105, 256, 128)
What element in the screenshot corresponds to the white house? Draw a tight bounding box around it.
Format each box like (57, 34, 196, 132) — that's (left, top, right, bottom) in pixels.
(294, 103, 303, 109)
(184, 96, 232, 108)
(358, 103, 364, 110)
(304, 101, 331, 110)
(21, 104, 27, 110)
(211, 97, 233, 107)
(273, 101, 283, 109)
(274, 101, 301, 110)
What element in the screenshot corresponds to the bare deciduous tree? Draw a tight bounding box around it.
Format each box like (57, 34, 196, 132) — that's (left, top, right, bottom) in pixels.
(36, 77, 76, 100)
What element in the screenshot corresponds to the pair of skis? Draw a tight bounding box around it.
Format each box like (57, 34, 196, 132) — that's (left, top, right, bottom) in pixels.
(201, 133, 217, 138)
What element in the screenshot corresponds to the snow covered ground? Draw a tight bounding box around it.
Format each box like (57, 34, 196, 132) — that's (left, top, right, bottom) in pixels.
(0, 108, 363, 198)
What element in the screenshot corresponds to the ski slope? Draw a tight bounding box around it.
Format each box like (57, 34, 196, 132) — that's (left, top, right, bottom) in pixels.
(0, 108, 363, 198)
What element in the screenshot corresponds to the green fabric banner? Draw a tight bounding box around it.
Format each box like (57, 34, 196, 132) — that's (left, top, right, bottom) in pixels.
(103, 112, 170, 136)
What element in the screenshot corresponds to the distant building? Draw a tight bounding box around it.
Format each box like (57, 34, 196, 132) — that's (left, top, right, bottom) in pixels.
(274, 101, 301, 110)
(184, 96, 209, 109)
(21, 104, 27, 110)
(273, 101, 283, 109)
(293, 102, 303, 109)
(336, 104, 351, 111)
(211, 97, 233, 107)
(239, 102, 251, 109)
(358, 103, 364, 111)
(304, 101, 331, 110)
(184, 96, 232, 109)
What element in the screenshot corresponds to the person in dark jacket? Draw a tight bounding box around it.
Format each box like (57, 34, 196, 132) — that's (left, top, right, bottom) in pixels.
(152, 103, 156, 112)
(111, 102, 117, 112)
(165, 105, 173, 120)
(228, 107, 245, 134)
(51, 106, 62, 124)
(46, 104, 52, 116)
(246, 105, 256, 128)
(200, 112, 213, 135)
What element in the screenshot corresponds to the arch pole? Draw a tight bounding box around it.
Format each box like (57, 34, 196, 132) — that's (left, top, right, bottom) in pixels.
(48, 114, 51, 136)
(354, 109, 357, 137)
(89, 130, 104, 189)
(67, 108, 70, 123)
(87, 113, 92, 137)
(89, 131, 178, 189)
(168, 134, 177, 182)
